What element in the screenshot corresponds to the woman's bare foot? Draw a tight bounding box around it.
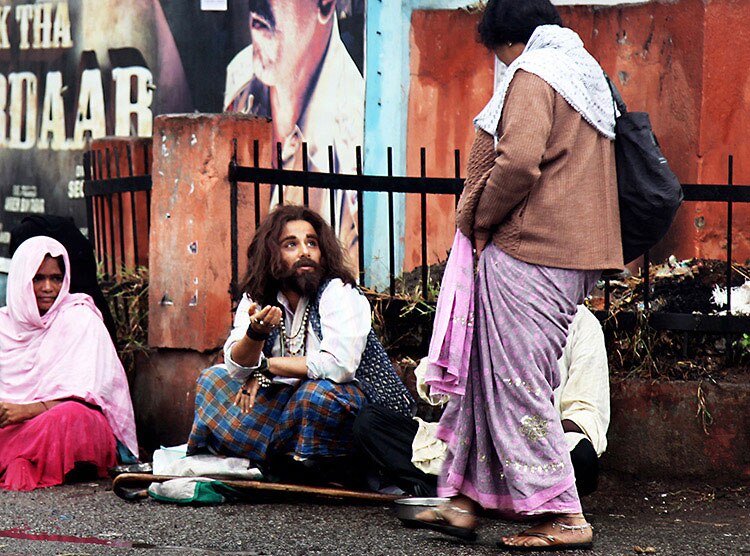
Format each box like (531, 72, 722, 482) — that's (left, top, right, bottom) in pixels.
(499, 513, 593, 550)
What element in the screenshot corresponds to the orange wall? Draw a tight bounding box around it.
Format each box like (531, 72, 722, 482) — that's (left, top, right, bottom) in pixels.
(404, 9, 494, 271)
(405, 0, 750, 271)
(694, 0, 750, 259)
(562, 0, 750, 263)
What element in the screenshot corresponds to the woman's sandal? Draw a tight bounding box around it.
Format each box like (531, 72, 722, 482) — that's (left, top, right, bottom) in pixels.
(412, 504, 478, 541)
(497, 521, 593, 552)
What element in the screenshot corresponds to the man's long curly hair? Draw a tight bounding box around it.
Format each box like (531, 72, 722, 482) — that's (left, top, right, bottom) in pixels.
(240, 205, 357, 305)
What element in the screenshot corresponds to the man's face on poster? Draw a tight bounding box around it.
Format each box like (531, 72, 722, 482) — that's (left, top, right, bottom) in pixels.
(248, 0, 322, 87)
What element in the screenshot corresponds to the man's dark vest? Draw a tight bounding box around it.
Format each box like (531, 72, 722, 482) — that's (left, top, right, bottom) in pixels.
(263, 280, 416, 417)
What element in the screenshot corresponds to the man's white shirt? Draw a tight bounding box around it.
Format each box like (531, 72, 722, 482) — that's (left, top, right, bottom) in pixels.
(554, 305, 611, 456)
(224, 279, 371, 385)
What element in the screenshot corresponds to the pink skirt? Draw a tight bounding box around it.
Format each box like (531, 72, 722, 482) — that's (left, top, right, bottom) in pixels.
(0, 401, 116, 491)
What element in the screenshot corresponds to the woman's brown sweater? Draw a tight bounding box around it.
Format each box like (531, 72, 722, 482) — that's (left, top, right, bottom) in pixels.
(456, 70, 623, 271)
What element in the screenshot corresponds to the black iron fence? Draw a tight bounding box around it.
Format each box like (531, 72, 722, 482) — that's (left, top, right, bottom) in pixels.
(83, 143, 152, 279)
(83, 142, 750, 355)
(227, 139, 463, 298)
(601, 157, 750, 360)
(82, 143, 152, 346)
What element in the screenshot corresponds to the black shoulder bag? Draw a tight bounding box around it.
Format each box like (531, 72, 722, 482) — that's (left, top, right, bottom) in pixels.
(605, 73, 684, 264)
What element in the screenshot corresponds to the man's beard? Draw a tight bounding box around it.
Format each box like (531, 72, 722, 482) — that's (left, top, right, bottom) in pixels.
(278, 258, 324, 297)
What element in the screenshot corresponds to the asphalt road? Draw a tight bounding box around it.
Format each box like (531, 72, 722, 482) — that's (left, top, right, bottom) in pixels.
(0, 473, 747, 555)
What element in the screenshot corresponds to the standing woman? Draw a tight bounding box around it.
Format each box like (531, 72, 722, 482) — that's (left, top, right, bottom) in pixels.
(0, 236, 138, 490)
(416, 0, 622, 551)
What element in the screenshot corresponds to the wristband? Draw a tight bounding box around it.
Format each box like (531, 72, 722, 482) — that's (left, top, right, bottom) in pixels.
(256, 358, 275, 381)
(246, 323, 270, 342)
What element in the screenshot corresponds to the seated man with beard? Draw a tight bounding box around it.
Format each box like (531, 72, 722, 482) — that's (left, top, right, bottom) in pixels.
(187, 206, 414, 486)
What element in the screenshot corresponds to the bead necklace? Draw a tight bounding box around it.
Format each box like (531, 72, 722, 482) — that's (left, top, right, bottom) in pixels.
(280, 303, 311, 357)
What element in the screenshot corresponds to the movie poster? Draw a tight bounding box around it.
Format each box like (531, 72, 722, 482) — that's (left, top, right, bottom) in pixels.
(0, 0, 365, 261)
(224, 0, 365, 253)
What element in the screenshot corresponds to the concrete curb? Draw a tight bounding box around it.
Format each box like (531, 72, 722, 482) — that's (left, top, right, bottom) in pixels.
(603, 378, 750, 481)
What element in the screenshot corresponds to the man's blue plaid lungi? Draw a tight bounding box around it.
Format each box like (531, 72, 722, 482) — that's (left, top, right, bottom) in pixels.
(187, 366, 367, 462)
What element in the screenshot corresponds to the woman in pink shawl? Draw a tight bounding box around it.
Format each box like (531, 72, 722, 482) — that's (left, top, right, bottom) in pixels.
(0, 236, 138, 491)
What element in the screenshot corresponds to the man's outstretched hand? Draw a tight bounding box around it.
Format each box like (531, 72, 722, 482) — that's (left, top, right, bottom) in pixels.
(248, 303, 282, 335)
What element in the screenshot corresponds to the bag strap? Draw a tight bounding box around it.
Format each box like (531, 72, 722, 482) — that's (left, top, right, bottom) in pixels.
(603, 71, 627, 115)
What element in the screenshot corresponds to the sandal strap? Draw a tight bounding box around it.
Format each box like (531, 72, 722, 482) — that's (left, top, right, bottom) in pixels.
(432, 504, 472, 518)
(429, 505, 476, 525)
(517, 531, 556, 544)
(430, 507, 447, 523)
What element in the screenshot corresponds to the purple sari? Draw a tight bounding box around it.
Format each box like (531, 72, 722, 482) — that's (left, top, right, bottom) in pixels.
(436, 244, 599, 516)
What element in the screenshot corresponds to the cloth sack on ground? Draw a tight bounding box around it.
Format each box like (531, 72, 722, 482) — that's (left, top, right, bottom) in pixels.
(151, 444, 188, 475)
(148, 478, 235, 504)
(156, 453, 263, 480)
(147, 450, 262, 504)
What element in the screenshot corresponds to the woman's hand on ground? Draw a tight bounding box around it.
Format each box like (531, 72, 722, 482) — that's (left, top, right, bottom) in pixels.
(233, 376, 260, 413)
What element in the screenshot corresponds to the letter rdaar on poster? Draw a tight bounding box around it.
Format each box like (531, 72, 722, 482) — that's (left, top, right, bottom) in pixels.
(0, 64, 154, 150)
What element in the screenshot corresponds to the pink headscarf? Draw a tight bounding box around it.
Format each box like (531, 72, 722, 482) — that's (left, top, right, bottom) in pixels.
(0, 236, 138, 458)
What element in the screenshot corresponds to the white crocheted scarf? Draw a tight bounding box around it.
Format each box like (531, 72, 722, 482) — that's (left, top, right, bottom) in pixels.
(474, 25, 615, 140)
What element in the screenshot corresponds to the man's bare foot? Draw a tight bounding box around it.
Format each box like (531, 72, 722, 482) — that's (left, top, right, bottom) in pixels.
(499, 513, 593, 550)
(411, 495, 480, 540)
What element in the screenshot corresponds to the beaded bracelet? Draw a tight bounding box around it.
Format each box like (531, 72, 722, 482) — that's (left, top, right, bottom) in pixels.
(253, 370, 272, 388)
(256, 358, 275, 381)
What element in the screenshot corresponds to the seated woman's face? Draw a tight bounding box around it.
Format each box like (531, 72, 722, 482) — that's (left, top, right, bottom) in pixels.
(33, 255, 64, 316)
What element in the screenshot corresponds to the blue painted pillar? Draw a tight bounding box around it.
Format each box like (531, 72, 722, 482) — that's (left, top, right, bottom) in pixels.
(363, 0, 408, 290)
(363, 0, 473, 290)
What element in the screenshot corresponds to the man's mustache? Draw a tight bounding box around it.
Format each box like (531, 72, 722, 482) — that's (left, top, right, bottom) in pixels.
(248, 0, 275, 29)
(294, 258, 320, 271)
